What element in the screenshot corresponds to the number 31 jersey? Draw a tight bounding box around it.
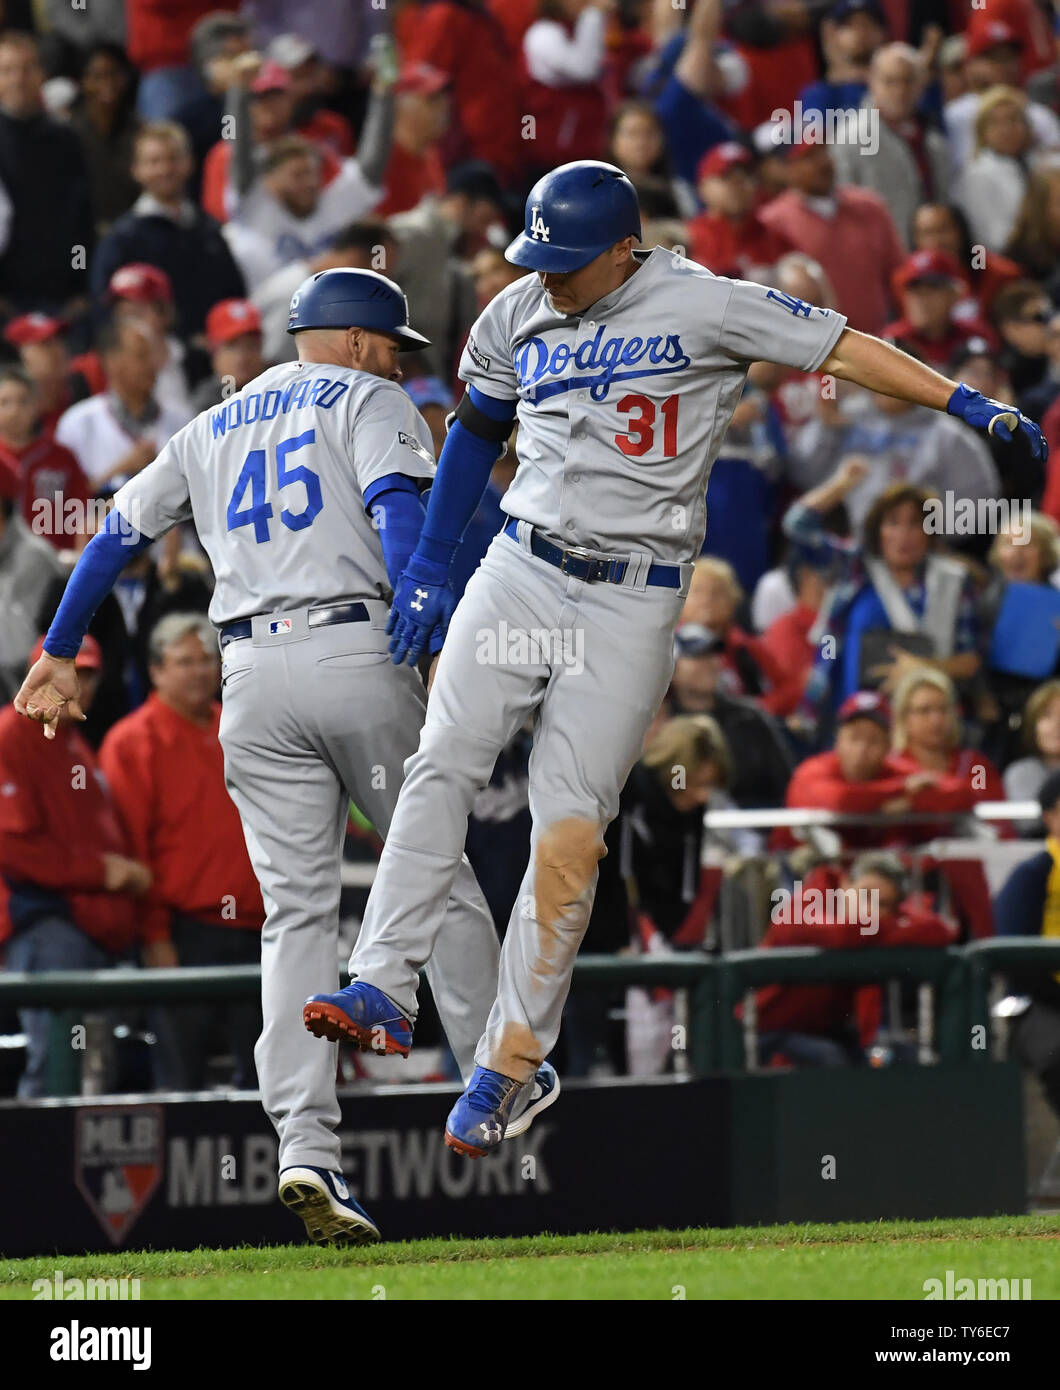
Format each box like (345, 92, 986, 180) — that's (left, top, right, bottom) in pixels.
(110, 363, 436, 626)
(460, 246, 847, 565)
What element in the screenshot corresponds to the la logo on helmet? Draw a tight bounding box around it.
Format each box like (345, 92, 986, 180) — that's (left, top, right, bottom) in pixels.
(530, 206, 550, 242)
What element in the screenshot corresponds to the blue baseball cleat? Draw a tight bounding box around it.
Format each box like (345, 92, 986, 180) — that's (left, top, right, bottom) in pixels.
(278, 1166, 381, 1246)
(302, 980, 413, 1057)
(444, 1065, 530, 1158)
(504, 1061, 561, 1140)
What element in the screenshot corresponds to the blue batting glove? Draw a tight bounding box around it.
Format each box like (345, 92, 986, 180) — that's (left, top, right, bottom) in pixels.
(387, 555, 452, 666)
(946, 383, 1048, 460)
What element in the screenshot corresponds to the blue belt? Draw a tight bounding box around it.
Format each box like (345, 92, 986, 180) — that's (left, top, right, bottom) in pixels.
(219, 601, 370, 650)
(504, 518, 681, 588)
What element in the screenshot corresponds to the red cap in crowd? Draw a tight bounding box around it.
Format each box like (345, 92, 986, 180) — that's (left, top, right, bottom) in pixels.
(206, 299, 262, 348)
(30, 632, 103, 671)
(395, 62, 450, 98)
(697, 142, 754, 182)
(893, 249, 967, 295)
(251, 60, 292, 95)
(4, 313, 65, 346)
(838, 690, 891, 731)
(966, 21, 1022, 59)
(109, 263, 174, 304)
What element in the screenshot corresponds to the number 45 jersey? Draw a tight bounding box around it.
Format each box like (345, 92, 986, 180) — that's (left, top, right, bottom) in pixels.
(110, 365, 436, 626)
(461, 246, 847, 565)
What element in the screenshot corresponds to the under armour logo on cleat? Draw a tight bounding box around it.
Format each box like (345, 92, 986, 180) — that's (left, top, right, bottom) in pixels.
(479, 1121, 502, 1145)
(410, 588, 428, 613)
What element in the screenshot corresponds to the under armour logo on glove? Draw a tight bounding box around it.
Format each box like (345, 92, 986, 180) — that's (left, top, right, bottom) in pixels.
(387, 558, 454, 666)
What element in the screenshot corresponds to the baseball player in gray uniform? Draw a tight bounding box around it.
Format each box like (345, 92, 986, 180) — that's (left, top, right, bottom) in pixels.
(303, 161, 1046, 1159)
(14, 269, 530, 1245)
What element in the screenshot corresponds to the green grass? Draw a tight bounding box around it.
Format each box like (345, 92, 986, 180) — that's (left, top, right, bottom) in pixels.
(2, 1216, 1058, 1300)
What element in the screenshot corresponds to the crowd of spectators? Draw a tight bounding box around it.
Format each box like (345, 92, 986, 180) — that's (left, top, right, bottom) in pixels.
(1, 0, 1060, 1112)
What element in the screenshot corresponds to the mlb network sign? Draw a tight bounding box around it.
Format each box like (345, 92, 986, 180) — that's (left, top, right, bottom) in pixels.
(69, 1105, 554, 1247)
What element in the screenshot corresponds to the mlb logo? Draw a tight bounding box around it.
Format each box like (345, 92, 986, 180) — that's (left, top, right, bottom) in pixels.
(269, 619, 293, 636)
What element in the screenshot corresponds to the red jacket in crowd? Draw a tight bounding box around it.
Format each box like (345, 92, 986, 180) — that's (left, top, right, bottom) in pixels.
(720, 35, 818, 131)
(396, 1, 522, 181)
(0, 436, 91, 552)
(780, 746, 1007, 849)
(686, 210, 793, 281)
(1039, 394, 1060, 526)
(751, 864, 957, 1044)
(881, 315, 997, 370)
(99, 695, 263, 945)
(758, 187, 904, 335)
(378, 142, 447, 218)
(0, 706, 140, 955)
(758, 602, 817, 717)
(487, 0, 538, 54)
(126, 0, 238, 74)
(722, 625, 802, 718)
(887, 748, 1010, 840)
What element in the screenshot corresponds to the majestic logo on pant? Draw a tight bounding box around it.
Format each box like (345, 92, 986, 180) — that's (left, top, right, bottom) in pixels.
(529, 206, 550, 242)
(410, 588, 428, 613)
(515, 326, 691, 403)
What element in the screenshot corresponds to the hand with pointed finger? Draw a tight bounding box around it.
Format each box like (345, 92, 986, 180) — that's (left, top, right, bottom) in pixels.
(946, 383, 1048, 459)
(387, 555, 453, 667)
(13, 652, 85, 740)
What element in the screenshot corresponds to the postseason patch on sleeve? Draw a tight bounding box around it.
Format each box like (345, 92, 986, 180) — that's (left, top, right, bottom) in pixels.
(467, 336, 490, 372)
(398, 431, 435, 465)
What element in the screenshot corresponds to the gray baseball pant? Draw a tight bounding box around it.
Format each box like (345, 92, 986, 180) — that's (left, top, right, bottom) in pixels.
(217, 601, 500, 1173)
(350, 526, 687, 1084)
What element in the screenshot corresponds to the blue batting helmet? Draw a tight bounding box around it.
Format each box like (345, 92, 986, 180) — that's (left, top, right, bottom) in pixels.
(286, 268, 430, 350)
(505, 161, 641, 273)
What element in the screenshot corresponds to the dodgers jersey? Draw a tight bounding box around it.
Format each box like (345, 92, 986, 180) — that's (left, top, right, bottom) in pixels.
(459, 246, 847, 564)
(111, 362, 436, 626)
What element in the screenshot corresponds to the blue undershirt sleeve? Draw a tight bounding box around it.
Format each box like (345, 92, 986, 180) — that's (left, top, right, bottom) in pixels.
(44, 510, 152, 658)
(364, 474, 428, 592)
(415, 389, 518, 568)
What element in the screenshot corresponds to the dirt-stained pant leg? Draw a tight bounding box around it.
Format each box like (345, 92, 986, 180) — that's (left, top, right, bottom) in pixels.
(476, 564, 684, 1083)
(351, 531, 685, 1084)
(348, 535, 553, 1009)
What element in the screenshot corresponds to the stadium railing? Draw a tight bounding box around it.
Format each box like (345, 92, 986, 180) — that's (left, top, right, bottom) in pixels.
(0, 800, 1051, 1093)
(4, 940, 1060, 1096)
